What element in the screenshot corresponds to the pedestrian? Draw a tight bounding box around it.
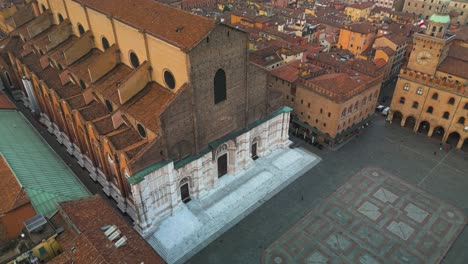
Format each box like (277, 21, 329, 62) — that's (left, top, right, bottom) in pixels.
(433, 151, 437, 156)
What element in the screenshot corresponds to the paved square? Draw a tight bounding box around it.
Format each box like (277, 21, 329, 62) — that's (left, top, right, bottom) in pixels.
(262, 167, 465, 264)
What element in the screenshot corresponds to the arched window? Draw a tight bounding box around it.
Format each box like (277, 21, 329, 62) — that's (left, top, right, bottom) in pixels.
(320, 108, 323, 113)
(41, 4, 46, 12)
(77, 23, 85, 36)
(439, 26, 443, 33)
(399, 97, 405, 104)
(427, 106, 433, 113)
(464, 103, 468, 110)
(416, 88, 423, 95)
(129, 51, 140, 68)
(58, 13, 64, 23)
(362, 97, 367, 105)
(214, 69, 226, 104)
(164, 70, 176, 89)
(403, 83, 409, 91)
(4, 71, 13, 87)
(137, 123, 146, 138)
(432, 93, 438, 100)
(354, 101, 359, 110)
(105, 99, 113, 112)
(432, 26, 436, 32)
(442, 112, 450, 119)
(448, 97, 455, 105)
(102, 37, 110, 50)
(342, 109, 346, 117)
(57, 64, 63, 71)
(458, 117, 465, 124)
(412, 101, 419, 109)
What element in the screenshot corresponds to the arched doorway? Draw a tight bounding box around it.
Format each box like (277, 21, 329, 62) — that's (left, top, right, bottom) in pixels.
(404, 116, 416, 130)
(180, 178, 191, 203)
(217, 153, 228, 178)
(417, 121, 430, 134)
(446, 132, 461, 148)
(432, 126, 445, 141)
(392, 111, 403, 125)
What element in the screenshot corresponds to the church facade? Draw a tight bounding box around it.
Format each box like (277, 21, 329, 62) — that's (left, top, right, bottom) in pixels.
(388, 0, 468, 150)
(2, 0, 291, 235)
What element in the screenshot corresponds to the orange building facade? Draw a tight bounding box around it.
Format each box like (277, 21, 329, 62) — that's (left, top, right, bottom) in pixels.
(338, 21, 377, 57)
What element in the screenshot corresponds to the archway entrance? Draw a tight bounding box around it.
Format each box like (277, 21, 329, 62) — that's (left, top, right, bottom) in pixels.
(180, 179, 191, 203)
(432, 126, 445, 141)
(251, 142, 258, 160)
(392, 111, 403, 125)
(446, 132, 461, 148)
(417, 121, 430, 134)
(217, 153, 228, 178)
(404, 116, 416, 130)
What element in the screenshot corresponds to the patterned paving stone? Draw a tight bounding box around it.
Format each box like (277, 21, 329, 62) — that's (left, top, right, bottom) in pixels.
(386, 220, 415, 241)
(357, 201, 382, 221)
(263, 167, 466, 264)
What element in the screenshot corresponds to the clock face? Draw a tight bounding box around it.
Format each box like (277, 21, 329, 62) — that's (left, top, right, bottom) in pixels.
(416, 51, 433, 65)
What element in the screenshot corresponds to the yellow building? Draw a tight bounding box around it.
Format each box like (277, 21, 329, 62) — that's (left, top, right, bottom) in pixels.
(389, 2, 468, 150)
(338, 21, 377, 57)
(345, 2, 375, 21)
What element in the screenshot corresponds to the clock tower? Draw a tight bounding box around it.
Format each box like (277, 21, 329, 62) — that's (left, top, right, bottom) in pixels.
(407, 0, 453, 75)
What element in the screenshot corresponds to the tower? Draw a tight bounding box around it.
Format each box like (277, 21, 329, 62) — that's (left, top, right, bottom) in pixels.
(407, 0, 452, 75)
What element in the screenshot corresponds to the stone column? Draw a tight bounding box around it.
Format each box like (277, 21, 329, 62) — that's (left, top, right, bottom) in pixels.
(427, 126, 435, 137)
(456, 138, 465, 149)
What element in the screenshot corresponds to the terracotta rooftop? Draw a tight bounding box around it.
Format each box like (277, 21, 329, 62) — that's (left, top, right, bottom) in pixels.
(0, 91, 15, 109)
(92, 116, 115, 135)
(437, 44, 468, 80)
(74, 0, 215, 51)
(0, 155, 30, 215)
(92, 64, 133, 107)
(107, 127, 143, 151)
(50, 195, 164, 264)
(54, 82, 82, 100)
(78, 100, 109, 122)
(66, 94, 86, 110)
(344, 21, 377, 34)
(438, 57, 468, 80)
(123, 81, 174, 135)
(67, 48, 103, 85)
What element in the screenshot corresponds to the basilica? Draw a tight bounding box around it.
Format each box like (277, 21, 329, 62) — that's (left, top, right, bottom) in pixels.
(0, 0, 291, 235)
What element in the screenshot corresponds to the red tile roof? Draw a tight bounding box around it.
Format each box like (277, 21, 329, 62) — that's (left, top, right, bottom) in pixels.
(0, 92, 15, 109)
(74, 0, 215, 51)
(0, 155, 30, 215)
(51, 195, 165, 264)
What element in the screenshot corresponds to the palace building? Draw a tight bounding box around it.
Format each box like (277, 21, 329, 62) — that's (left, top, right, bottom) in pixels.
(388, 0, 468, 150)
(1, 0, 291, 236)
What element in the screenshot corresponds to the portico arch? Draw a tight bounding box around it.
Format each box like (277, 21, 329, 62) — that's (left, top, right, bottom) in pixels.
(417, 121, 430, 134)
(445, 131, 461, 148)
(403, 116, 416, 130)
(431, 126, 445, 141)
(391, 111, 403, 126)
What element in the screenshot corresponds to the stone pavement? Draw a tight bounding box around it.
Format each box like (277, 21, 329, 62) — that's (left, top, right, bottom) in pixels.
(262, 167, 465, 264)
(189, 116, 468, 264)
(147, 148, 321, 264)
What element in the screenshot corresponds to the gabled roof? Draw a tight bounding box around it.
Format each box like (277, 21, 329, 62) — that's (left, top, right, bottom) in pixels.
(0, 154, 30, 214)
(50, 195, 164, 264)
(0, 110, 90, 217)
(74, 0, 215, 51)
